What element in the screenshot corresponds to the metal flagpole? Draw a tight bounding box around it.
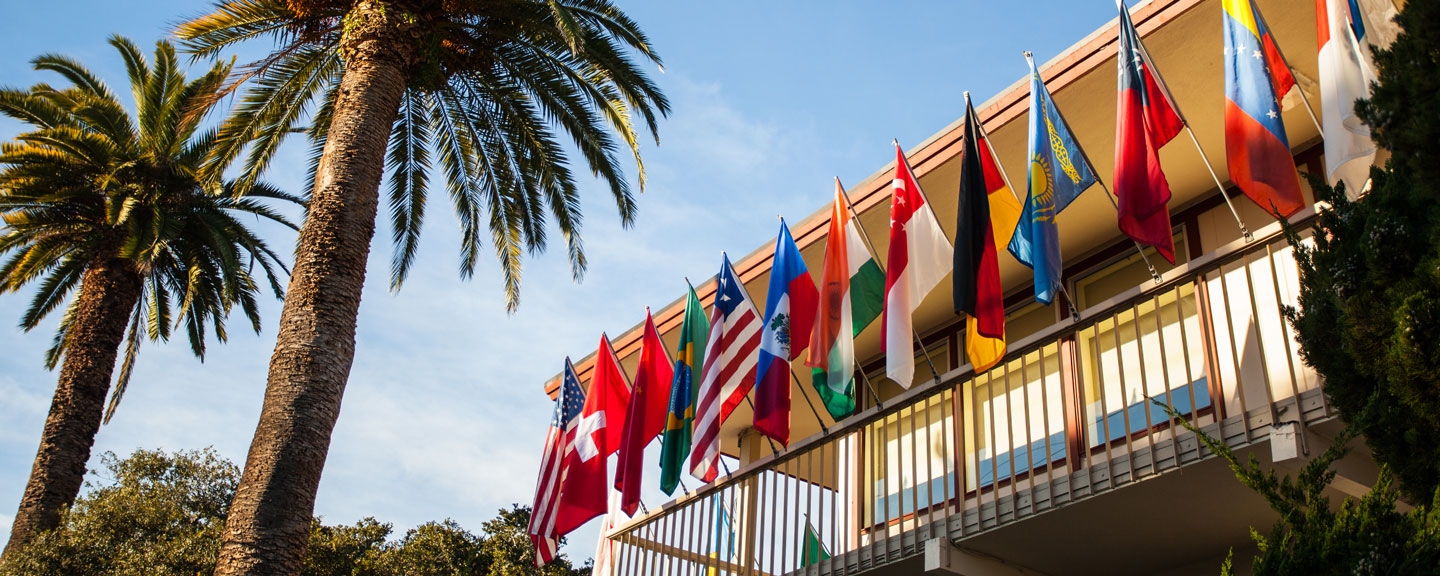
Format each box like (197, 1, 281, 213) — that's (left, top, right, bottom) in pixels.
(1112, 5, 1253, 240)
(1023, 51, 1162, 285)
(835, 170, 944, 387)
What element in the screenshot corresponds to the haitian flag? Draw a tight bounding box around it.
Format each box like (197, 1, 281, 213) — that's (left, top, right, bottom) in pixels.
(1222, 0, 1305, 217)
(1115, 0, 1184, 264)
(1008, 54, 1098, 305)
(659, 286, 709, 495)
(614, 309, 674, 516)
(954, 95, 1019, 373)
(753, 219, 818, 447)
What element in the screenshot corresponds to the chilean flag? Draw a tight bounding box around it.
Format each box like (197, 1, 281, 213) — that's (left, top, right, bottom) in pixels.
(1222, 0, 1305, 218)
(1115, 0, 1184, 264)
(753, 219, 818, 447)
(553, 334, 631, 536)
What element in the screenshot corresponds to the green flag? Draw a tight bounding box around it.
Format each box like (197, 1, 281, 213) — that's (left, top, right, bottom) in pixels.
(800, 519, 831, 567)
(659, 286, 709, 495)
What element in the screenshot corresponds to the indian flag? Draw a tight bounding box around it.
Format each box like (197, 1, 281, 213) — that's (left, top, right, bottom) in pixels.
(806, 178, 885, 419)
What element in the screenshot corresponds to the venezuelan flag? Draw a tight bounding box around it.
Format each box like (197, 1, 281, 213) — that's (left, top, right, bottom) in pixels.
(1223, 0, 1305, 217)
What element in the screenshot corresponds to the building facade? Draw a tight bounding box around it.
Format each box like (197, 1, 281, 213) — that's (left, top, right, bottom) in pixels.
(543, 0, 1387, 573)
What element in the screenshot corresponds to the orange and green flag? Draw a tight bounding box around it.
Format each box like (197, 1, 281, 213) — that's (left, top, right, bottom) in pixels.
(805, 179, 885, 419)
(800, 519, 831, 567)
(660, 285, 709, 495)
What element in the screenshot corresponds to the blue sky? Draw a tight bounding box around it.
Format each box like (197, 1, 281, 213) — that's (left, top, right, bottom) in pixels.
(0, 0, 1117, 562)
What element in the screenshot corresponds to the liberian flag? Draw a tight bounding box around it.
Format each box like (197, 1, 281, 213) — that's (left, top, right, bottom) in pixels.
(753, 219, 818, 446)
(884, 143, 953, 388)
(1316, 0, 1381, 197)
(690, 254, 762, 482)
(805, 179, 885, 419)
(954, 96, 1020, 374)
(1223, 0, 1305, 217)
(1115, 0, 1184, 264)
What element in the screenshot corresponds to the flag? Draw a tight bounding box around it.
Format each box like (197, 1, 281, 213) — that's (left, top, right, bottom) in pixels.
(1008, 55, 1098, 305)
(754, 219, 819, 447)
(1115, 0, 1184, 264)
(552, 335, 632, 536)
(799, 519, 831, 567)
(592, 489, 623, 576)
(528, 359, 586, 566)
(615, 309, 674, 516)
(690, 254, 763, 482)
(1222, 0, 1305, 217)
(660, 286, 709, 495)
(705, 495, 737, 575)
(954, 96, 1019, 374)
(806, 179, 885, 419)
(1316, 0, 1381, 197)
(884, 144, 954, 388)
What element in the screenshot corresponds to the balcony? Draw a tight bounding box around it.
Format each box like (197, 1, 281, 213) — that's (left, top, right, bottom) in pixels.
(598, 215, 1375, 576)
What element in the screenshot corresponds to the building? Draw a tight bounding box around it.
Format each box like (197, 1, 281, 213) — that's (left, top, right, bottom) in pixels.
(542, 0, 1390, 573)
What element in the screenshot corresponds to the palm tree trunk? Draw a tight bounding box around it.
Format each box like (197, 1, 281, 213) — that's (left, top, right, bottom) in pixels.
(212, 3, 415, 574)
(2, 256, 141, 561)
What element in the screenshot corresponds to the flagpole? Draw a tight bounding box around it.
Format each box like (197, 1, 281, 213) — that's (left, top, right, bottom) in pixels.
(1024, 51, 1162, 285)
(1112, 1, 1253, 240)
(835, 171, 944, 387)
(966, 92, 1025, 206)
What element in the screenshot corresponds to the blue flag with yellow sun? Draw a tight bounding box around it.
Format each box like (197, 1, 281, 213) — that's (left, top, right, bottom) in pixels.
(1008, 54, 1098, 305)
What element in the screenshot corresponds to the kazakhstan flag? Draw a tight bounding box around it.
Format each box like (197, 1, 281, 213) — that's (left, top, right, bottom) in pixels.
(1008, 53, 1098, 305)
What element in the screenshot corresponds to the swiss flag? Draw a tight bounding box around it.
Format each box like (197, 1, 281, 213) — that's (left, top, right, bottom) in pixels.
(553, 335, 631, 535)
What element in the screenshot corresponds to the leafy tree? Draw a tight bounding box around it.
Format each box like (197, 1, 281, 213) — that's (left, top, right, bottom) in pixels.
(2, 449, 589, 576)
(172, 1, 669, 571)
(0, 449, 238, 576)
(1284, 0, 1440, 503)
(0, 37, 299, 558)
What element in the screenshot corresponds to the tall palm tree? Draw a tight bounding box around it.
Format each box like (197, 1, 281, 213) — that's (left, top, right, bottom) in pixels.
(176, 0, 667, 572)
(0, 37, 300, 559)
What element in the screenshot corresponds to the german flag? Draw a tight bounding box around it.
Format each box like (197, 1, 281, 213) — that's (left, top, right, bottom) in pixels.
(954, 95, 1020, 373)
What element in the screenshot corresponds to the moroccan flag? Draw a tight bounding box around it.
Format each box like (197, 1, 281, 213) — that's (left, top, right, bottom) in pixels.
(800, 520, 831, 567)
(806, 179, 885, 419)
(1222, 0, 1305, 217)
(1009, 55, 1099, 305)
(954, 96, 1019, 374)
(553, 335, 632, 535)
(884, 143, 954, 388)
(659, 286, 709, 495)
(614, 309, 674, 516)
(1316, 0, 1383, 197)
(754, 219, 818, 447)
(1115, 1, 1184, 264)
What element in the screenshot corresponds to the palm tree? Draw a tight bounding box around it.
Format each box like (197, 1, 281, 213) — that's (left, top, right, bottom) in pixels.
(175, 0, 667, 572)
(0, 37, 300, 559)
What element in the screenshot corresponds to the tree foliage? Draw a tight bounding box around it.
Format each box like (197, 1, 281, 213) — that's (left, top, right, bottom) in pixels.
(1284, 0, 1440, 503)
(0, 449, 589, 576)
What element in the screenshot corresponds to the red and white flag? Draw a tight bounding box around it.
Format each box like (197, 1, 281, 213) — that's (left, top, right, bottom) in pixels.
(553, 335, 632, 536)
(528, 359, 587, 566)
(883, 143, 953, 388)
(614, 309, 674, 516)
(689, 253, 762, 482)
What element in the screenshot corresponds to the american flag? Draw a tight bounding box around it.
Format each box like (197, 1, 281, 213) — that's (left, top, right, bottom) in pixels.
(689, 254, 762, 482)
(529, 359, 586, 566)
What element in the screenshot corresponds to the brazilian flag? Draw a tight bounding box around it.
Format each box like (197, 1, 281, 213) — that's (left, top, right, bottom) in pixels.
(659, 286, 709, 495)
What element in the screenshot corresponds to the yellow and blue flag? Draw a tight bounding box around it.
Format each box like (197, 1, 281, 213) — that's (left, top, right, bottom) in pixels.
(1008, 54, 1098, 305)
(660, 285, 709, 495)
(1222, 0, 1304, 217)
